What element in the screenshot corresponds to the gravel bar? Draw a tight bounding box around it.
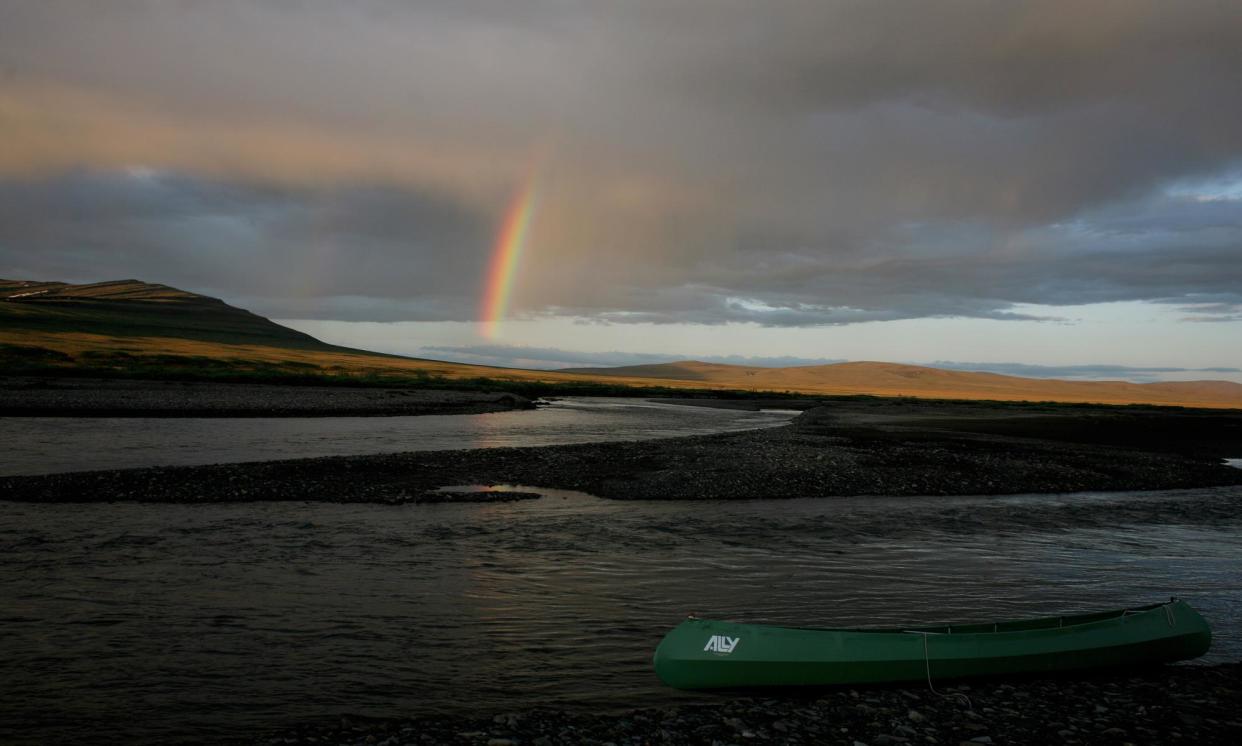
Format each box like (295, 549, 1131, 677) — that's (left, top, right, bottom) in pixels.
(3, 407, 1241, 502)
(6, 391, 1242, 503)
(250, 663, 1242, 745)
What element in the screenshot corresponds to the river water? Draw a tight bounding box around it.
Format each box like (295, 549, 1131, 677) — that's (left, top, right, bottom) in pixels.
(3, 484, 1241, 744)
(0, 398, 798, 476)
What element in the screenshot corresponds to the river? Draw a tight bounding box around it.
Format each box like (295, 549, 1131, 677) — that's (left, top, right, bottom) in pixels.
(0, 398, 798, 476)
(2, 484, 1241, 744)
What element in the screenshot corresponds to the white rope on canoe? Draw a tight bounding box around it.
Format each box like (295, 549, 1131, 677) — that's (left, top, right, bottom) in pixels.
(904, 598, 1172, 710)
(906, 631, 973, 709)
(1122, 601, 1177, 627)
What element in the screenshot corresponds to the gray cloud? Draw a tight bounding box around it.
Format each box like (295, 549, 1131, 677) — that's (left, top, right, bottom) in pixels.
(927, 361, 1242, 383)
(0, 170, 491, 321)
(1, 2, 1242, 326)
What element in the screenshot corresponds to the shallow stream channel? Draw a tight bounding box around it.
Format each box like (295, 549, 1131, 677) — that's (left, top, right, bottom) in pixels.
(0, 397, 797, 475)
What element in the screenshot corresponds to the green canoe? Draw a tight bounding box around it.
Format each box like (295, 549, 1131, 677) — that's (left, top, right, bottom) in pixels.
(653, 599, 1210, 690)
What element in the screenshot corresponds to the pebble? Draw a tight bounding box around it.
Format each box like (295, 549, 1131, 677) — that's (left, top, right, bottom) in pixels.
(253, 663, 1242, 746)
(8, 395, 1242, 504)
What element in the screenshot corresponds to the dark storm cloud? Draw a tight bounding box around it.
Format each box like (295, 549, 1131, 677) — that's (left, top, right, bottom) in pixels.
(0, 171, 492, 321)
(653, 191, 1242, 325)
(1, 2, 1241, 324)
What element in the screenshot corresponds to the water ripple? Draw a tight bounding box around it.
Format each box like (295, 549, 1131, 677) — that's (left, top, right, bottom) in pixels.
(2, 486, 1241, 744)
(0, 398, 795, 475)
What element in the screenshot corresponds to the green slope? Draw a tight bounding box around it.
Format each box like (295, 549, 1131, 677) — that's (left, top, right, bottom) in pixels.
(0, 279, 331, 350)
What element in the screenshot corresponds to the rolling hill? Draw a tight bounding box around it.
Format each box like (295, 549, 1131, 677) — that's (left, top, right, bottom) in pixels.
(1, 279, 329, 349)
(3, 278, 1241, 408)
(565, 360, 1242, 409)
(0, 278, 556, 383)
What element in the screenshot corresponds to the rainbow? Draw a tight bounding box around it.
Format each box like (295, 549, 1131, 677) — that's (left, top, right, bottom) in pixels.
(480, 170, 541, 339)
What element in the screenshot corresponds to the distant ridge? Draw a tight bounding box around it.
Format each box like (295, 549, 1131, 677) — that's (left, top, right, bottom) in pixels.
(2, 279, 205, 302)
(562, 360, 1242, 409)
(3, 278, 1240, 408)
(0, 277, 558, 382)
(1, 278, 328, 349)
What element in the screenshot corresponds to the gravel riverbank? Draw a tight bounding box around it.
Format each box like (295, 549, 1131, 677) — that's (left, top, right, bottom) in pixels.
(3, 406, 1241, 502)
(252, 663, 1242, 745)
(0, 377, 531, 417)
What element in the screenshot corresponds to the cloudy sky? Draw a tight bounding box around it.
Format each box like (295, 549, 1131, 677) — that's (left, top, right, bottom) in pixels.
(2, 1, 1241, 381)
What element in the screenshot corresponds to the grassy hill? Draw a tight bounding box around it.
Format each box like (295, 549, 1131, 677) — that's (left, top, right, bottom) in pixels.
(0, 278, 678, 394)
(1, 279, 330, 349)
(4, 278, 1241, 408)
(564, 360, 1242, 409)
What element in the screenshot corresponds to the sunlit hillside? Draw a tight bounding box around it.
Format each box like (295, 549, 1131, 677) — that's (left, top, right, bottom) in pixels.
(563, 360, 1242, 409)
(4, 279, 1242, 408)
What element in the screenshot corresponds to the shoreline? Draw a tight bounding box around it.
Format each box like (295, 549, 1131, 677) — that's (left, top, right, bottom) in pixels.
(3, 400, 1241, 503)
(249, 663, 1242, 745)
(0, 376, 532, 417)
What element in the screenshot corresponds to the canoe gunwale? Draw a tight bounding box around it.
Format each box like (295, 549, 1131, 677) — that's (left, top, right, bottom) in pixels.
(740, 599, 1183, 637)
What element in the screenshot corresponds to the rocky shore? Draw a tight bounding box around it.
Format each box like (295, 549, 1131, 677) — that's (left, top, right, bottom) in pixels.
(0, 376, 532, 417)
(253, 663, 1242, 745)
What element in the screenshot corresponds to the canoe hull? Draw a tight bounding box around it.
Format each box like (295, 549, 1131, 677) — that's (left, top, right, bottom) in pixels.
(653, 600, 1211, 690)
